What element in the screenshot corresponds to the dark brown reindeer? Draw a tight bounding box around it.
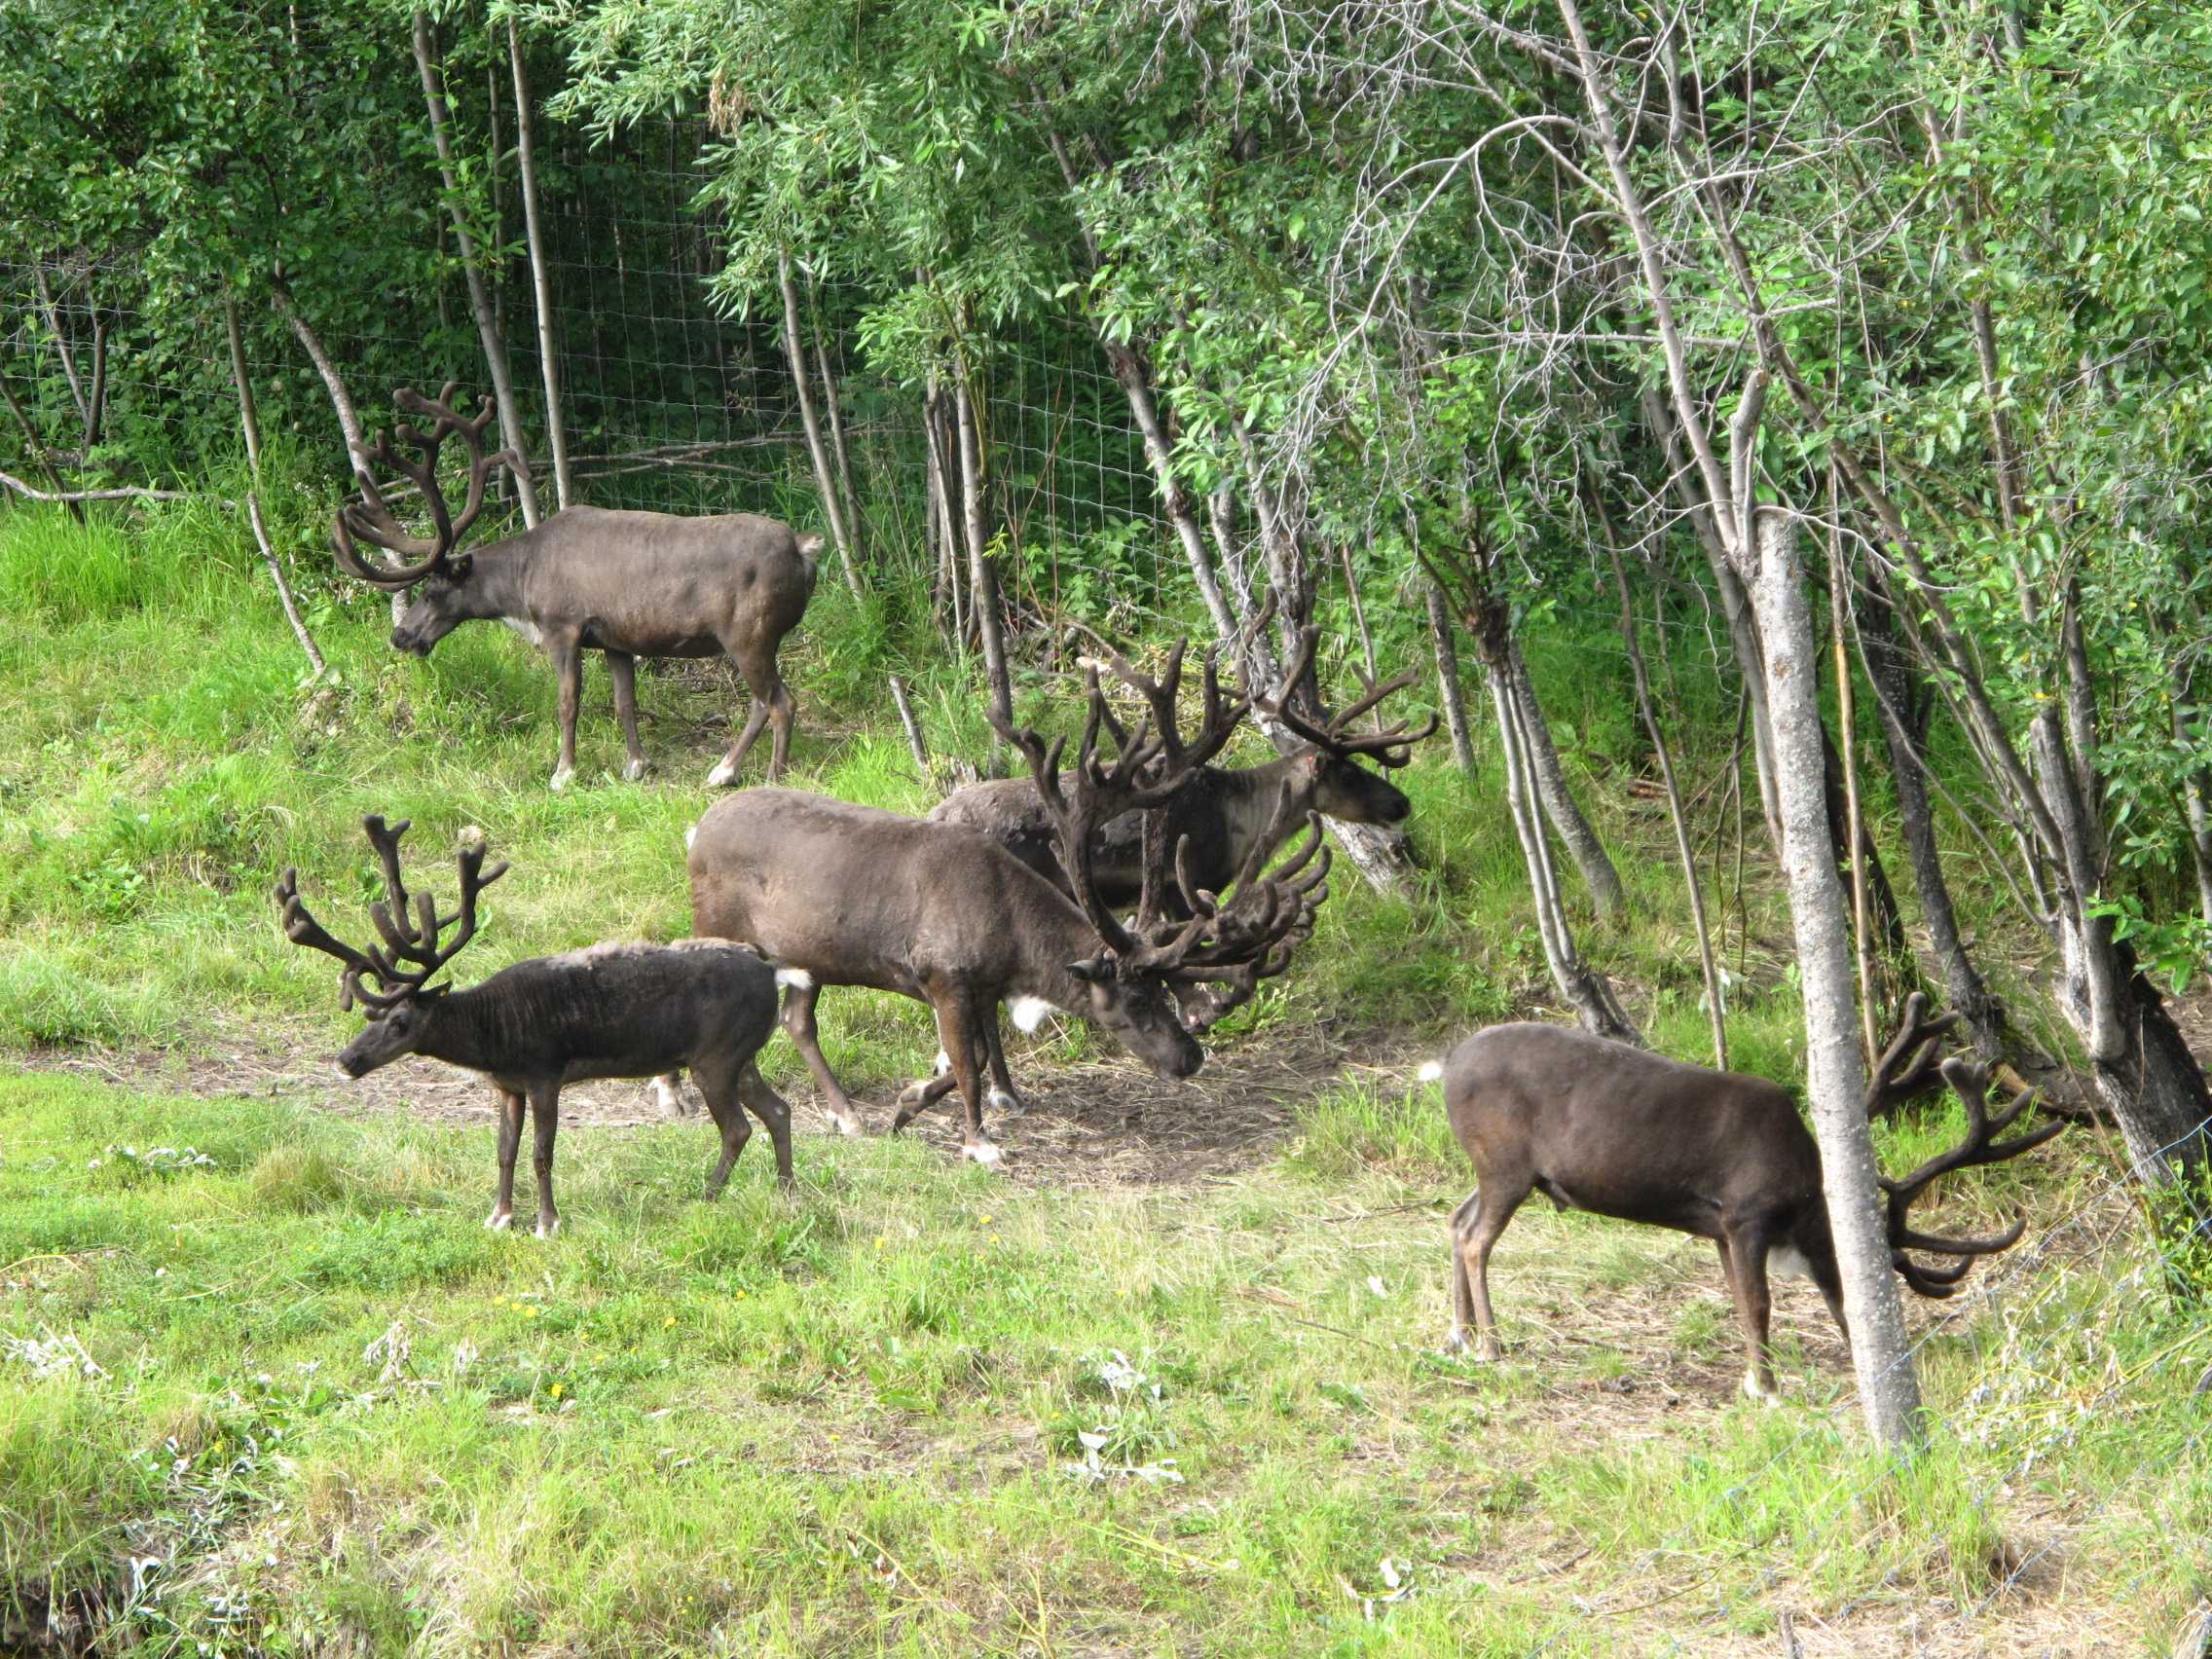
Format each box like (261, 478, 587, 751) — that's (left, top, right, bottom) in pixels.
(1437, 995, 2062, 1402)
(333, 385, 818, 790)
(276, 816, 794, 1236)
(682, 648, 1331, 1165)
(931, 624, 1433, 950)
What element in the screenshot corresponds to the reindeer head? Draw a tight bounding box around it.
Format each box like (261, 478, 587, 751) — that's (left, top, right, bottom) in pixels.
(330, 385, 520, 655)
(273, 816, 507, 1078)
(998, 638, 1332, 1073)
(1258, 625, 1437, 828)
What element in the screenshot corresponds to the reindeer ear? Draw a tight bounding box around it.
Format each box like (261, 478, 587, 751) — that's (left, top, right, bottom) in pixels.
(1066, 955, 1115, 984)
(448, 553, 474, 581)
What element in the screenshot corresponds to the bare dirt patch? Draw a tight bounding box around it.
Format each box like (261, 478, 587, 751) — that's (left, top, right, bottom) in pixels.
(12, 1016, 1432, 1188)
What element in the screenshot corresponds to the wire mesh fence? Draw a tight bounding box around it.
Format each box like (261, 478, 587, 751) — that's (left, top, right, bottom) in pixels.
(0, 117, 1192, 658)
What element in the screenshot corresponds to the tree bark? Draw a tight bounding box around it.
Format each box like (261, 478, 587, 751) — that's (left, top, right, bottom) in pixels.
(412, 8, 538, 528)
(1508, 639, 1626, 920)
(1857, 592, 2012, 1067)
(1746, 505, 1922, 1444)
(952, 369, 1013, 735)
(816, 338, 865, 551)
(1425, 577, 1479, 772)
(224, 301, 263, 476)
(1605, 511, 1724, 1065)
(275, 288, 409, 626)
(778, 251, 862, 599)
(507, 17, 571, 512)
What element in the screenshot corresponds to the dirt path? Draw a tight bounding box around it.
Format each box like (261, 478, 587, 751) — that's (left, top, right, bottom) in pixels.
(11, 1016, 1434, 1189)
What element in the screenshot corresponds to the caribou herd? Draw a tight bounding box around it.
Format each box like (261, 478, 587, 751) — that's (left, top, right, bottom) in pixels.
(273, 386, 2055, 1393)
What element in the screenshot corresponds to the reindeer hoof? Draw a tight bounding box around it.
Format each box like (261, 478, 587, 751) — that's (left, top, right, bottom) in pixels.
(485, 1208, 514, 1232)
(962, 1140, 1006, 1168)
(831, 1112, 865, 1137)
(896, 1081, 929, 1110)
(622, 758, 650, 783)
(986, 1087, 1025, 1120)
(535, 1215, 562, 1240)
(652, 1077, 691, 1120)
(704, 759, 739, 788)
(1741, 1371, 1782, 1406)
(548, 765, 575, 793)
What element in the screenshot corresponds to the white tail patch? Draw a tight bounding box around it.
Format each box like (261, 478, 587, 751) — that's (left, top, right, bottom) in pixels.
(1769, 1244, 1813, 1282)
(1418, 1060, 1445, 1084)
(1009, 995, 1058, 1033)
(684, 823, 698, 851)
(775, 968, 816, 991)
(934, 1050, 951, 1075)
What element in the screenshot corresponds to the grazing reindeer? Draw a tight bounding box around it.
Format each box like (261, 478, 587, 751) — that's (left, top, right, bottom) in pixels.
(931, 624, 1433, 952)
(332, 385, 818, 790)
(276, 815, 793, 1236)
(1436, 995, 2062, 1401)
(683, 648, 1330, 1165)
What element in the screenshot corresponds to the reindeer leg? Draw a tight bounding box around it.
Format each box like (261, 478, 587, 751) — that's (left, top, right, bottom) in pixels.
(487, 1087, 525, 1231)
(932, 991, 1001, 1167)
(781, 982, 864, 1135)
(1720, 1228, 1780, 1404)
(707, 635, 776, 787)
(651, 1072, 693, 1119)
(1454, 1176, 1526, 1361)
(892, 1068, 962, 1128)
(1445, 1189, 1480, 1350)
(527, 1082, 563, 1238)
(982, 1018, 1027, 1119)
(737, 1057, 797, 1191)
(692, 1054, 753, 1199)
(608, 649, 649, 782)
(548, 636, 583, 792)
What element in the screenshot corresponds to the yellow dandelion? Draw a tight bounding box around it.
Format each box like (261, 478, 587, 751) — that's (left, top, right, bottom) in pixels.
(549, 1382, 564, 1399)
(663, 1316, 678, 1328)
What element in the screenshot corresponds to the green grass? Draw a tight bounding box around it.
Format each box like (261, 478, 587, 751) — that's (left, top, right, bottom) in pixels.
(3, 493, 2205, 1650)
(0, 1071, 2203, 1654)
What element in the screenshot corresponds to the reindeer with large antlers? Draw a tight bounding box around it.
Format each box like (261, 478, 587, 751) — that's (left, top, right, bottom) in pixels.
(1434, 994, 2064, 1401)
(932, 623, 1433, 951)
(682, 641, 1331, 1165)
(333, 385, 820, 791)
(276, 816, 794, 1235)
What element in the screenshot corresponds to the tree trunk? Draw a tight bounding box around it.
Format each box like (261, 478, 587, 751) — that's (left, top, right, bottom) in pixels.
(1747, 505, 1921, 1445)
(952, 370, 1013, 736)
(0, 378, 79, 519)
(1856, 594, 2014, 1067)
(507, 17, 571, 511)
(412, 8, 538, 528)
(224, 301, 263, 475)
(1508, 639, 1626, 920)
(1606, 516, 1724, 1066)
(1425, 577, 1478, 773)
(1489, 661, 1639, 1042)
(778, 251, 862, 599)
(2175, 668, 2212, 940)
(816, 339, 865, 552)
(275, 289, 410, 627)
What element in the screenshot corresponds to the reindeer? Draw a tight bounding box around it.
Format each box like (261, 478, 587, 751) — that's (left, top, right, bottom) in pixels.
(275, 816, 794, 1236)
(1436, 995, 2063, 1402)
(930, 624, 1433, 939)
(332, 386, 818, 791)
(682, 646, 1331, 1165)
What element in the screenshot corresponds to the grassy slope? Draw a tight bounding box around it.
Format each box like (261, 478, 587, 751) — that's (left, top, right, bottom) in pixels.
(1, 500, 2206, 1652)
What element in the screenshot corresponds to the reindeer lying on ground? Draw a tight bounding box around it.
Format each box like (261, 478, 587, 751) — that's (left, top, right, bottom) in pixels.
(332, 385, 818, 790)
(276, 816, 793, 1235)
(681, 647, 1330, 1165)
(1435, 994, 2062, 1401)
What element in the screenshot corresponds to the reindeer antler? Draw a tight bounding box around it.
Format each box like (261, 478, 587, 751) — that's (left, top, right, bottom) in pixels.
(1862, 990, 1960, 1119)
(331, 383, 520, 590)
(1256, 625, 1437, 769)
(1879, 1054, 2064, 1297)
(273, 815, 508, 1014)
(1139, 787, 1332, 988)
(996, 637, 1248, 966)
